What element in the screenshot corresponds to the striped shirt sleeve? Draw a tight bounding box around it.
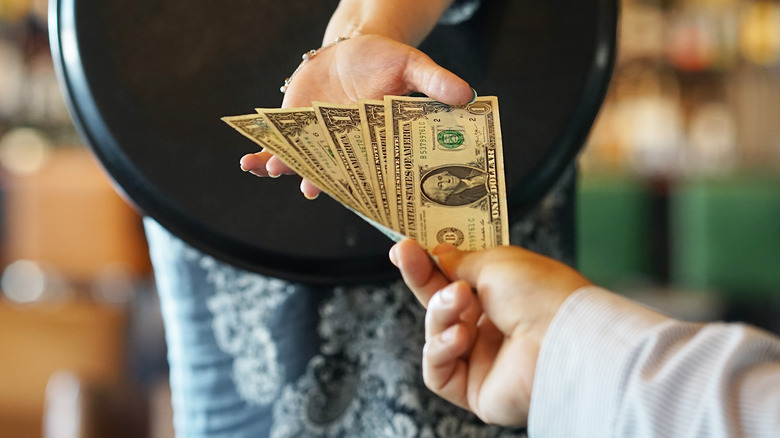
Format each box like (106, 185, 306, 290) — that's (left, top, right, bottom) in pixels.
(528, 286, 780, 438)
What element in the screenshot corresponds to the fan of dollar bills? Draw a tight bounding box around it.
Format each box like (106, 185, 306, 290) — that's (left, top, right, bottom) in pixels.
(223, 96, 509, 251)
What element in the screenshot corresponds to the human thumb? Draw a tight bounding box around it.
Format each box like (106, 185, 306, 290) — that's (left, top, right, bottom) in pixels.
(403, 50, 474, 106)
(431, 243, 466, 281)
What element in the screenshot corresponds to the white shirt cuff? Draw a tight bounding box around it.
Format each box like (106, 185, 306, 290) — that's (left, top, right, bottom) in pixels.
(527, 286, 669, 437)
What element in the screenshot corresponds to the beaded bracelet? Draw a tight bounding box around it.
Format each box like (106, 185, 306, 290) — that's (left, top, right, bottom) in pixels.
(280, 37, 351, 93)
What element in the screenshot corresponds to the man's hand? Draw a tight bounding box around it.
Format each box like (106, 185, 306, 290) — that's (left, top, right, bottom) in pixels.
(389, 239, 591, 426)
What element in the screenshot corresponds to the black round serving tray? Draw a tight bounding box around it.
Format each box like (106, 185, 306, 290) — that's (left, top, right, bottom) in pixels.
(49, 0, 617, 284)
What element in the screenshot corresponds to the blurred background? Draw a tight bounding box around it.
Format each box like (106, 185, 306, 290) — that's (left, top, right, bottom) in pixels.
(579, 0, 780, 328)
(0, 1, 168, 437)
(0, 0, 778, 436)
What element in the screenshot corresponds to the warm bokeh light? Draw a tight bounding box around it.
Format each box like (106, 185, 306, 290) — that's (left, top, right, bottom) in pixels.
(0, 127, 50, 175)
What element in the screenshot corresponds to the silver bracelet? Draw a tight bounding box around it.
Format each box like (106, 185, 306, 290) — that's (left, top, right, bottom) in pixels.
(280, 37, 351, 93)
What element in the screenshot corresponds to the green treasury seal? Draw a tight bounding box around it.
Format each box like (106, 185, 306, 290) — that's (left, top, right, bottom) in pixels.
(436, 130, 465, 149)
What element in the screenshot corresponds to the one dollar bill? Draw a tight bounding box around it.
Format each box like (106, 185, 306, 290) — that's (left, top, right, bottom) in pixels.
(385, 95, 509, 250)
(223, 96, 509, 252)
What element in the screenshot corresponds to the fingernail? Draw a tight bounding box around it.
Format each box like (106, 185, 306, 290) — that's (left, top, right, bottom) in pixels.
(440, 325, 456, 343)
(430, 254, 441, 269)
(467, 88, 478, 105)
(303, 192, 319, 200)
(389, 244, 399, 267)
(268, 171, 281, 178)
(439, 283, 455, 304)
(432, 243, 456, 256)
(240, 164, 250, 172)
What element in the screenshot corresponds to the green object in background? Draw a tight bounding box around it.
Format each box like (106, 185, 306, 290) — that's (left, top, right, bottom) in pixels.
(577, 176, 655, 288)
(670, 176, 780, 298)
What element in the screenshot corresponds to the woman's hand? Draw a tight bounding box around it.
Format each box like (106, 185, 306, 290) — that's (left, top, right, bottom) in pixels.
(389, 239, 592, 426)
(239, 34, 473, 199)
